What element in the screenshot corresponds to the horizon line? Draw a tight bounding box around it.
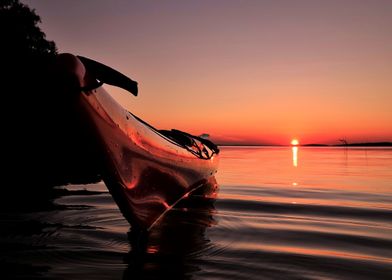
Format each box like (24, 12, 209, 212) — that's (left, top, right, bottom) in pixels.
(216, 141, 392, 147)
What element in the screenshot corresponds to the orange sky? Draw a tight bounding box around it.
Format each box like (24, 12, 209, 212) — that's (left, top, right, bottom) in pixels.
(25, 0, 392, 145)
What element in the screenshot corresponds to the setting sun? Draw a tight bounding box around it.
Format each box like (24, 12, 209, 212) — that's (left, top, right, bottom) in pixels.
(291, 139, 299, 146)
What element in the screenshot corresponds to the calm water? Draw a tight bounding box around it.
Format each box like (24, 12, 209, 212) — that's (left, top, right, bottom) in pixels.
(1, 147, 392, 279)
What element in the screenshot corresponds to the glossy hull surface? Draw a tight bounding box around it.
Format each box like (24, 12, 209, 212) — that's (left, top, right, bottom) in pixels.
(79, 86, 219, 229)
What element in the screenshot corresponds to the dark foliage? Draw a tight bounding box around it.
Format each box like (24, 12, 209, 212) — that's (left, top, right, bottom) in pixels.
(1, 0, 102, 190)
(0, 0, 57, 57)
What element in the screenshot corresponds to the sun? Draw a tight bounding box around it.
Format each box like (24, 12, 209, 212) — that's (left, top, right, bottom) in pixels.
(291, 139, 299, 146)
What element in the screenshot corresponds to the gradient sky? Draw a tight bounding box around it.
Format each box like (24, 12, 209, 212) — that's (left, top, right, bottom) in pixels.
(24, 0, 392, 145)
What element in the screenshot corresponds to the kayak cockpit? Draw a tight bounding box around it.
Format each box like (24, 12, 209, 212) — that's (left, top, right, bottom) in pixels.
(128, 112, 219, 160)
(159, 129, 219, 160)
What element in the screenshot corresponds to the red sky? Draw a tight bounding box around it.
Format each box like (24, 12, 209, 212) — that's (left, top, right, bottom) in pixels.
(25, 0, 392, 145)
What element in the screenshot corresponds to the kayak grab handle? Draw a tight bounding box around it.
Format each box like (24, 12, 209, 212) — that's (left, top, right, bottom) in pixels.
(77, 55, 138, 96)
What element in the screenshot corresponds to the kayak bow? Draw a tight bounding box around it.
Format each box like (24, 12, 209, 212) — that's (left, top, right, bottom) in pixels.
(64, 54, 220, 230)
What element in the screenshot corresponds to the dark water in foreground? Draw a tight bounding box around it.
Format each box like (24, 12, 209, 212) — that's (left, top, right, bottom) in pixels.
(1, 147, 392, 279)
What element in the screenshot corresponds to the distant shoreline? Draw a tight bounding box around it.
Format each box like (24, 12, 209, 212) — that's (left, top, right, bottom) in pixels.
(304, 142, 392, 147)
(217, 142, 392, 147)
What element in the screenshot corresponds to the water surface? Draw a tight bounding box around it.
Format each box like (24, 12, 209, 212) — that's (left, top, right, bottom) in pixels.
(1, 147, 391, 279)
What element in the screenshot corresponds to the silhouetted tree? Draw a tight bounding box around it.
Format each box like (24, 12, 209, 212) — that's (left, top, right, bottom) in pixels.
(0, 0, 57, 59)
(1, 0, 102, 189)
(1, 0, 57, 97)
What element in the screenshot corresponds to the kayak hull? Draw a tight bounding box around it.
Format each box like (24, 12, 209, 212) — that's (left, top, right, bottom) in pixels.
(79, 85, 219, 230)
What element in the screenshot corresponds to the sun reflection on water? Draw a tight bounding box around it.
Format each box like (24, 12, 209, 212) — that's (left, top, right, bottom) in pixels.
(292, 146, 298, 167)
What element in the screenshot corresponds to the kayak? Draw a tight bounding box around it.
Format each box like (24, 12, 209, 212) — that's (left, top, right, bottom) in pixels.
(60, 54, 220, 230)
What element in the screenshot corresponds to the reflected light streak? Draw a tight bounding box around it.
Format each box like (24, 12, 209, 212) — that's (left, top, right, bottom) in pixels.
(231, 243, 392, 264)
(292, 146, 298, 167)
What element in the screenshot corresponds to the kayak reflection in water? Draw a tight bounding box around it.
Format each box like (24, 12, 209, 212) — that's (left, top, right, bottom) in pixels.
(124, 177, 219, 279)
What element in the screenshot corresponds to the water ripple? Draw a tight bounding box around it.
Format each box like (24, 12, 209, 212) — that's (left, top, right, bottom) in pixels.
(217, 197, 392, 222)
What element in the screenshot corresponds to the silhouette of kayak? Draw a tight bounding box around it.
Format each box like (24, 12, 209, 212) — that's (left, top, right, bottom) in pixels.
(58, 54, 220, 230)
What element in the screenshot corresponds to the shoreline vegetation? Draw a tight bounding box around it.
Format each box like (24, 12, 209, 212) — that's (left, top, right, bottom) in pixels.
(217, 142, 392, 147)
